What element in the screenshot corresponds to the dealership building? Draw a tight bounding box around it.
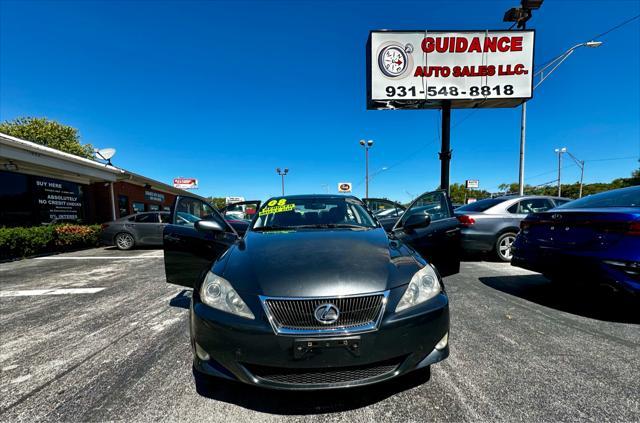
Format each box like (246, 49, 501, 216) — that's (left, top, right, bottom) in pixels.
(0, 132, 203, 227)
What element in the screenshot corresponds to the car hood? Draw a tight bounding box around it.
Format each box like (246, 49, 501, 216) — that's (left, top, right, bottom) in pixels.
(218, 228, 421, 297)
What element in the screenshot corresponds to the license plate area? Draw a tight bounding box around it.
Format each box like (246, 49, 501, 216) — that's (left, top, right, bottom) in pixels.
(293, 336, 361, 359)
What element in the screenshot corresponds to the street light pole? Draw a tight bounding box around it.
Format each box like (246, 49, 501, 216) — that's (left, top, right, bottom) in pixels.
(276, 168, 289, 195)
(359, 139, 373, 198)
(554, 147, 566, 197)
(513, 35, 601, 195)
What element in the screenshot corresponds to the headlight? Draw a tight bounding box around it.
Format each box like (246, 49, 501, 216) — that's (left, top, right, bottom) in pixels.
(200, 272, 254, 319)
(395, 264, 441, 312)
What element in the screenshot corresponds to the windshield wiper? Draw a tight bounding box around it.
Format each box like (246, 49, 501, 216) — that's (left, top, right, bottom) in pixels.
(292, 224, 371, 229)
(251, 225, 289, 232)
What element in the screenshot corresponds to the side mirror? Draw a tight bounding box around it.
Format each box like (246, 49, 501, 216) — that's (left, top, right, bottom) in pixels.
(195, 220, 224, 233)
(403, 212, 431, 232)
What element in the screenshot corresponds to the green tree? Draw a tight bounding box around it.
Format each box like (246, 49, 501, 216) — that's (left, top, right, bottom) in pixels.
(0, 117, 94, 159)
(449, 182, 492, 204)
(205, 197, 227, 209)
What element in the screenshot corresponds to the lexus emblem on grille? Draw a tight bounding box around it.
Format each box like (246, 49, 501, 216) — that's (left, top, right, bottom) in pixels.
(314, 303, 340, 324)
(551, 213, 563, 220)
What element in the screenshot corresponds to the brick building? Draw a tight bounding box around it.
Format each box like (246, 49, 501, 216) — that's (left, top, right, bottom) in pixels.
(0, 132, 203, 226)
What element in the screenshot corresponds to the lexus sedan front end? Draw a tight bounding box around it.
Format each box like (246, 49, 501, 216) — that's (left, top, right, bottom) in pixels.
(164, 195, 451, 390)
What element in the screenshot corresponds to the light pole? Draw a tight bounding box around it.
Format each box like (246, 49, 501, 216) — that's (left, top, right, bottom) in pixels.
(554, 147, 566, 197)
(359, 139, 373, 198)
(276, 168, 288, 195)
(565, 150, 586, 198)
(505, 0, 602, 195)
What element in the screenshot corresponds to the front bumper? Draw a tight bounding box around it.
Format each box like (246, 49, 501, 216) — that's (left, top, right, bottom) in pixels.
(191, 287, 449, 390)
(511, 244, 640, 295)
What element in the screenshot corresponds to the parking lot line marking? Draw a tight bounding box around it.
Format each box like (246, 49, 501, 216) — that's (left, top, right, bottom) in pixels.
(34, 256, 163, 260)
(0, 288, 106, 297)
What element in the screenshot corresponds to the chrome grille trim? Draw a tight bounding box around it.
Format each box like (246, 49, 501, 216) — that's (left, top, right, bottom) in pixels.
(259, 291, 389, 337)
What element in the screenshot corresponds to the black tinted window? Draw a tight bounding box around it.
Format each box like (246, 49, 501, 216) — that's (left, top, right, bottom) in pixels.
(135, 213, 158, 223)
(456, 198, 506, 212)
(557, 187, 640, 209)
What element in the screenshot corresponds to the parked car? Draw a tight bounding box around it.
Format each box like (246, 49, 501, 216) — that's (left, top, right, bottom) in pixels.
(163, 191, 459, 390)
(363, 198, 406, 231)
(219, 200, 261, 236)
(100, 207, 255, 250)
(100, 211, 171, 250)
(512, 186, 640, 295)
(454, 195, 571, 261)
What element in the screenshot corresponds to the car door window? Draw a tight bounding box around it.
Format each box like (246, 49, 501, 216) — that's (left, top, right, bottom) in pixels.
(159, 213, 171, 223)
(365, 199, 405, 219)
(402, 191, 451, 224)
(514, 198, 554, 214)
(175, 197, 229, 230)
(135, 213, 158, 223)
(222, 201, 261, 221)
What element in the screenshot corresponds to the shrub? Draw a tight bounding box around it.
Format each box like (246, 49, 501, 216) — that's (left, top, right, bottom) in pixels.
(0, 224, 102, 260)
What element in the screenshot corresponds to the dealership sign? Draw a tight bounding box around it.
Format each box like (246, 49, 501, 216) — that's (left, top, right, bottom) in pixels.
(34, 177, 84, 222)
(173, 178, 198, 189)
(338, 182, 352, 193)
(368, 30, 534, 109)
(145, 191, 165, 203)
(466, 179, 479, 189)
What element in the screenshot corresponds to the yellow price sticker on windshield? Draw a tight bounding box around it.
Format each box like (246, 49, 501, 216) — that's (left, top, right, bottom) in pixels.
(259, 199, 295, 216)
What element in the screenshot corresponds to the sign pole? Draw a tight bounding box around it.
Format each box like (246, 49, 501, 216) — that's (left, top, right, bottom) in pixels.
(440, 100, 452, 194)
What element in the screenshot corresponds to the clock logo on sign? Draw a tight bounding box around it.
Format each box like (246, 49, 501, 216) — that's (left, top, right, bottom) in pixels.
(377, 42, 414, 79)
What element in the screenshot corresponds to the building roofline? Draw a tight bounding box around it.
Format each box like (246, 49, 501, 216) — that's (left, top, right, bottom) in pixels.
(0, 131, 205, 200)
(0, 131, 124, 175)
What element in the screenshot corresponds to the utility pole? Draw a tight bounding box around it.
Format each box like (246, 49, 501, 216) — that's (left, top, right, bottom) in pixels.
(504, 1, 602, 196)
(440, 101, 452, 194)
(554, 147, 566, 197)
(565, 150, 585, 198)
(359, 139, 373, 198)
(276, 168, 288, 195)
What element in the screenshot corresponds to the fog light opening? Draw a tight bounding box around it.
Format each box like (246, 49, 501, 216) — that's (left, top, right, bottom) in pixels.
(435, 332, 448, 350)
(195, 343, 210, 361)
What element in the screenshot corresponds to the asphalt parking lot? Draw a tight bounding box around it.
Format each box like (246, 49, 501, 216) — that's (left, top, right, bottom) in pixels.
(1, 247, 638, 422)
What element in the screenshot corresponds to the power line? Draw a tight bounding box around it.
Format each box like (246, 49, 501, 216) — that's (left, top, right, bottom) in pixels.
(534, 13, 640, 73)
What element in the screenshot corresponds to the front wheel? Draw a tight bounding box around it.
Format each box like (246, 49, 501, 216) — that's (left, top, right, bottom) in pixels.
(495, 232, 517, 262)
(115, 232, 135, 250)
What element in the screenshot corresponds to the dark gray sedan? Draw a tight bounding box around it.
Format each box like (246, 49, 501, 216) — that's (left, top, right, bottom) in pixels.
(454, 195, 571, 261)
(100, 212, 170, 250)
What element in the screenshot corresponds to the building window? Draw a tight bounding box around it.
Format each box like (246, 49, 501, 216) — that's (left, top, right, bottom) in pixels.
(132, 202, 145, 213)
(148, 204, 160, 211)
(118, 195, 129, 217)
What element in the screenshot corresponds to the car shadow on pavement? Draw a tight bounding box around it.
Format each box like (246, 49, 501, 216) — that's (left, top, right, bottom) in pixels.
(169, 290, 192, 309)
(479, 274, 639, 324)
(192, 367, 430, 414)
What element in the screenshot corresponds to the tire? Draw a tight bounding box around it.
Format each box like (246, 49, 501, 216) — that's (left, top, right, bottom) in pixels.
(494, 232, 517, 262)
(114, 232, 135, 250)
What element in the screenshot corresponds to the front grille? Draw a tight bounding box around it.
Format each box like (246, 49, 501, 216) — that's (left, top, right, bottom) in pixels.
(244, 357, 403, 385)
(262, 293, 386, 334)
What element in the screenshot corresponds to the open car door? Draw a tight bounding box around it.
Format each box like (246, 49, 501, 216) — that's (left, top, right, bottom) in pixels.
(163, 196, 238, 288)
(363, 198, 406, 232)
(219, 200, 261, 236)
(392, 190, 461, 277)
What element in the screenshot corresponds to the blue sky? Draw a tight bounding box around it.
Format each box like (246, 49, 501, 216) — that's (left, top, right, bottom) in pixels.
(1, 0, 638, 202)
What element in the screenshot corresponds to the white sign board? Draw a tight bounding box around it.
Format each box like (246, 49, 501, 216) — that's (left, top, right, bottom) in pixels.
(225, 196, 245, 204)
(466, 179, 479, 189)
(173, 178, 198, 189)
(368, 30, 534, 109)
(338, 182, 352, 193)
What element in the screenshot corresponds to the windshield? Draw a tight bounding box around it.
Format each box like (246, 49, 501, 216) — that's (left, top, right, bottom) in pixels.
(456, 198, 507, 212)
(252, 197, 377, 230)
(556, 187, 640, 209)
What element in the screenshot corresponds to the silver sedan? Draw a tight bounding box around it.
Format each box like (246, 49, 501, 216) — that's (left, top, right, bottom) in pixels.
(454, 195, 571, 261)
(99, 212, 170, 250)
